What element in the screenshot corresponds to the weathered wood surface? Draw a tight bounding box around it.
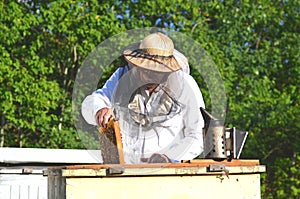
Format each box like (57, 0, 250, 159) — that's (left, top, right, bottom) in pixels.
(50, 159, 260, 171)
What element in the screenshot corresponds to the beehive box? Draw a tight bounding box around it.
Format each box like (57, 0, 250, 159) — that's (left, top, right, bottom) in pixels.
(0, 148, 102, 199)
(47, 159, 266, 199)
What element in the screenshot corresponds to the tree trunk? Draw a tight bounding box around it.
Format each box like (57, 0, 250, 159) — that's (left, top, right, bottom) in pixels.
(0, 114, 5, 147)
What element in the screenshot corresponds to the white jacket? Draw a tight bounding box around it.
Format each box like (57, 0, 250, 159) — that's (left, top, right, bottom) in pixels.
(82, 67, 205, 163)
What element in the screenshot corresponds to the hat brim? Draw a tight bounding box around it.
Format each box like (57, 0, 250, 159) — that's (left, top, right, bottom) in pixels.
(123, 43, 182, 73)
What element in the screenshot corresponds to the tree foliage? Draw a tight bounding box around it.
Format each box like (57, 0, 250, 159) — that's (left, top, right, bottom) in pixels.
(0, 0, 299, 197)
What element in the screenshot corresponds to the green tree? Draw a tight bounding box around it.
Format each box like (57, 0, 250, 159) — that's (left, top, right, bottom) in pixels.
(0, 0, 125, 148)
(0, 1, 63, 147)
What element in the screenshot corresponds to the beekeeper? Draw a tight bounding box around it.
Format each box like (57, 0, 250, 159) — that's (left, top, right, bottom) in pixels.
(82, 32, 205, 164)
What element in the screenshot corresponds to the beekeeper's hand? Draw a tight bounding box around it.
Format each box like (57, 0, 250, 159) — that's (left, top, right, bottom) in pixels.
(140, 153, 172, 163)
(96, 107, 114, 128)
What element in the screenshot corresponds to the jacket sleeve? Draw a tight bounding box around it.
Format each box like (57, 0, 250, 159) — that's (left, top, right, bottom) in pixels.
(162, 74, 205, 161)
(81, 67, 128, 125)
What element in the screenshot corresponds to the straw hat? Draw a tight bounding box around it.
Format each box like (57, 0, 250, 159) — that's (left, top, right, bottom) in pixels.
(123, 32, 182, 73)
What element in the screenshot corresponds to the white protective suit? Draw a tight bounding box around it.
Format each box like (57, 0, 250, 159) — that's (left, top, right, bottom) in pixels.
(82, 65, 205, 163)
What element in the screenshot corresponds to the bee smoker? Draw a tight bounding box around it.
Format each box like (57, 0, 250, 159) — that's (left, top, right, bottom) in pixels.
(200, 108, 248, 160)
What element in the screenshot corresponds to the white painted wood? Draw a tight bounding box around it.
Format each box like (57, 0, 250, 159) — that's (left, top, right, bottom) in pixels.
(48, 163, 266, 199)
(0, 174, 47, 199)
(61, 165, 266, 177)
(63, 174, 262, 199)
(0, 148, 103, 199)
(0, 148, 103, 164)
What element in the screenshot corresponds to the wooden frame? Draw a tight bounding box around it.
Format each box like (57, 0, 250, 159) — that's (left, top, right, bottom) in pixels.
(98, 119, 124, 164)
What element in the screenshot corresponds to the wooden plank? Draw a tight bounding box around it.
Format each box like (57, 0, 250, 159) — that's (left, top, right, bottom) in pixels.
(48, 170, 66, 199)
(189, 159, 260, 166)
(112, 120, 125, 165)
(61, 165, 266, 177)
(60, 159, 260, 171)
